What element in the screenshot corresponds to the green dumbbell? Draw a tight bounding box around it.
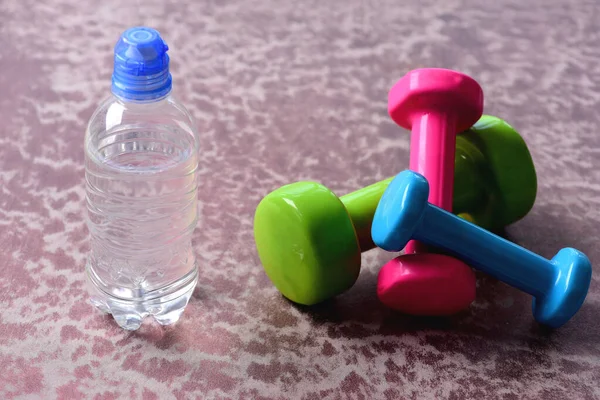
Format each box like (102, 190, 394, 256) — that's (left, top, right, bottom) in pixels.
(254, 115, 537, 305)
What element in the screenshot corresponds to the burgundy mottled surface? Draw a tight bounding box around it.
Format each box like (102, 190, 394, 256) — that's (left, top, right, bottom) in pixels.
(1, 0, 599, 398)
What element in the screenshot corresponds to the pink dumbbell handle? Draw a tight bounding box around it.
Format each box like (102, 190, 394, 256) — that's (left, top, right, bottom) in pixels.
(409, 111, 457, 209)
(405, 110, 457, 254)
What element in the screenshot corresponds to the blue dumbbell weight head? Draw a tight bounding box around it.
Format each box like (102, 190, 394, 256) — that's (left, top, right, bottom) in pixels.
(371, 170, 592, 328)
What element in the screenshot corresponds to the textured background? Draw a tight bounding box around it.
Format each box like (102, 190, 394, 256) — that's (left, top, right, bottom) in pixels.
(1, 0, 600, 398)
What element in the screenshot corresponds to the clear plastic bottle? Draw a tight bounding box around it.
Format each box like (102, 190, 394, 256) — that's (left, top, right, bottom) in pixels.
(84, 27, 199, 330)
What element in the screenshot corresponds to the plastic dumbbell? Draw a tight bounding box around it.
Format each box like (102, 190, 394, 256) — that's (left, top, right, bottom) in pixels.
(254, 116, 537, 306)
(383, 68, 482, 315)
(371, 170, 591, 328)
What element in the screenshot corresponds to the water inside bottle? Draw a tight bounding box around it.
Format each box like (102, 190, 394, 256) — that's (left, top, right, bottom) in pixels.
(84, 123, 199, 330)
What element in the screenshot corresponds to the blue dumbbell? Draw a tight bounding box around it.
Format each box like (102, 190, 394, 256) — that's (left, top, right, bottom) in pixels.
(371, 169, 592, 328)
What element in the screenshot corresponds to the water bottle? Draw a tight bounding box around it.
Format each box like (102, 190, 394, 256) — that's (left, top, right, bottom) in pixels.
(84, 27, 199, 330)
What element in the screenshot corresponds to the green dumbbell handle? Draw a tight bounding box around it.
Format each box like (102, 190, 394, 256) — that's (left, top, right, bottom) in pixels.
(341, 177, 394, 252)
(342, 138, 487, 252)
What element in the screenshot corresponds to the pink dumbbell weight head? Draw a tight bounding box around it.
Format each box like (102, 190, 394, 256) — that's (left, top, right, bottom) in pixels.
(381, 68, 484, 315)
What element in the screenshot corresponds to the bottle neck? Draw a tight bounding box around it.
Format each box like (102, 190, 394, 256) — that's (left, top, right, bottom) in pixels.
(112, 90, 173, 106)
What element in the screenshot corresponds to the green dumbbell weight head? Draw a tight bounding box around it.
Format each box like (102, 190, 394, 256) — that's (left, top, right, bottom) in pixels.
(453, 115, 537, 230)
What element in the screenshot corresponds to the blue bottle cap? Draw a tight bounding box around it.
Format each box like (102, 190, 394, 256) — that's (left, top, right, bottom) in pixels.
(111, 27, 172, 101)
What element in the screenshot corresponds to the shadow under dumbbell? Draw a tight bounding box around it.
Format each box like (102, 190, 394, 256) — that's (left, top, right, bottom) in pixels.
(460, 208, 599, 348)
(287, 262, 472, 335)
(285, 270, 383, 325)
(285, 269, 599, 357)
(289, 294, 473, 339)
(285, 208, 599, 348)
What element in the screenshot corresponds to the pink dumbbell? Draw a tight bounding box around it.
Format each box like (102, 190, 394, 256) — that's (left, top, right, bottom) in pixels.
(379, 68, 484, 315)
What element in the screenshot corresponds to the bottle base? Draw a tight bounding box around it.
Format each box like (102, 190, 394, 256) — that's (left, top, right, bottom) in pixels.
(86, 266, 198, 331)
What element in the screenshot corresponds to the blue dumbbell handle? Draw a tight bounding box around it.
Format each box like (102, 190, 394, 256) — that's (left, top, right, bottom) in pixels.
(372, 170, 591, 327)
(414, 205, 554, 298)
